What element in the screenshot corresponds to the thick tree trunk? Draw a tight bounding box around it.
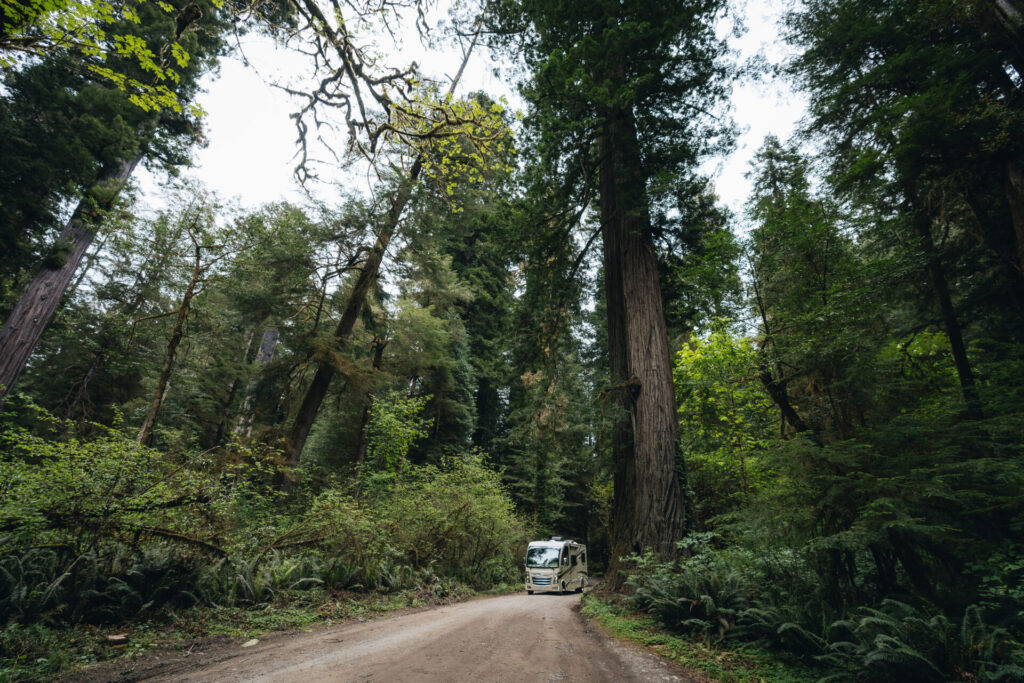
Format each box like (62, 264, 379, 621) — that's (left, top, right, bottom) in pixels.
(137, 243, 205, 445)
(598, 106, 685, 584)
(283, 161, 420, 465)
(0, 157, 139, 403)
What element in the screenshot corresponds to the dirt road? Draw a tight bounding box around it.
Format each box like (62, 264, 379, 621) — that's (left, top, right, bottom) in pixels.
(87, 592, 694, 682)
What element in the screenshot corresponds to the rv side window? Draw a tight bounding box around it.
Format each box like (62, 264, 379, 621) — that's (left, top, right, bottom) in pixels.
(571, 554, 577, 566)
(581, 553, 586, 564)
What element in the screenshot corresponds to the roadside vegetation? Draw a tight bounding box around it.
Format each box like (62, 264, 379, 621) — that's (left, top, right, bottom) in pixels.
(0, 403, 523, 680)
(582, 591, 816, 683)
(3, 0, 1024, 681)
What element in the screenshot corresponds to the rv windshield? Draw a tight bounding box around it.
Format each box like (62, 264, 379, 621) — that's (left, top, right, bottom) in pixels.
(526, 547, 560, 568)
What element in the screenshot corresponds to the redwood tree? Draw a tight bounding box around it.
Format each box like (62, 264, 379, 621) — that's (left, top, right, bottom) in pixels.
(489, 0, 734, 577)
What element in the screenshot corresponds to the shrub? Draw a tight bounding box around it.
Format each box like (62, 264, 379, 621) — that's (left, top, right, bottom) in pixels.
(625, 535, 1024, 681)
(380, 453, 527, 587)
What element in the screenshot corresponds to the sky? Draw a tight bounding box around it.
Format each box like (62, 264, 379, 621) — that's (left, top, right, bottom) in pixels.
(138, 0, 807, 220)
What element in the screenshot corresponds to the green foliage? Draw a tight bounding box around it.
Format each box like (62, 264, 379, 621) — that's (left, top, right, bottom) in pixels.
(819, 601, 1024, 683)
(675, 324, 776, 518)
(581, 591, 817, 683)
(0, 417, 222, 556)
(380, 453, 527, 586)
(0, 0, 222, 115)
(625, 536, 1024, 681)
(0, 0, 229, 308)
(0, 399, 525, 634)
(365, 391, 430, 475)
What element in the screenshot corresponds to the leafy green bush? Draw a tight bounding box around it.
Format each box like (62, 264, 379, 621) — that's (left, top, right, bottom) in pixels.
(0, 410, 525, 628)
(380, 453, 526, 587)
(625, 535, 1024, 681)
(627, 543, 752, 643)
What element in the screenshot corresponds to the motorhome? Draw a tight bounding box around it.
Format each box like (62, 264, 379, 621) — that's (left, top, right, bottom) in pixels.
(524, 537, 588, 594)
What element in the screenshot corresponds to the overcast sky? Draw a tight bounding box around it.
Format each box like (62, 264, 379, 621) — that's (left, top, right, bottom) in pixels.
(138, 0, 806, 220)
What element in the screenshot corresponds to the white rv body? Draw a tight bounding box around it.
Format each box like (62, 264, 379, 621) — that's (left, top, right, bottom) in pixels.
(524, 537, 588, 594)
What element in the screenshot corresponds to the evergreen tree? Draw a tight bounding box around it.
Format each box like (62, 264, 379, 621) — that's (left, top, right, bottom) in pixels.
(490, 0, 734, 573)
(0, 0, 230, 402)
(786, 0, 1024, 419)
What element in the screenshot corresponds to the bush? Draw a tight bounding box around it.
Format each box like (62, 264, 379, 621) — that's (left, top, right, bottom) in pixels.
(0, 412, 525, 628)
(819, 601, 1024, 683)
(380, 453, 526, 587)
(625, 535, 1024, 681)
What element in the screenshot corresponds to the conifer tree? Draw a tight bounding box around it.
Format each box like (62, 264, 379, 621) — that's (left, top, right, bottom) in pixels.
(490, 0, 734, 574)
(0, 0, 229, 403)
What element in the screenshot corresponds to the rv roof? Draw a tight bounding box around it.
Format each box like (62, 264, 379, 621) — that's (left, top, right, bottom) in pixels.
(527, 539, 582, 549)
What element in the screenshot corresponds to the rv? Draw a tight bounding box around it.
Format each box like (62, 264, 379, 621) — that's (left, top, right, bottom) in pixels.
(524, 537, 588, 594)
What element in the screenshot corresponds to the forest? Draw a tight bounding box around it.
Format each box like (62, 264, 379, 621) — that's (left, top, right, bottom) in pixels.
(1, 0, 1024, 680)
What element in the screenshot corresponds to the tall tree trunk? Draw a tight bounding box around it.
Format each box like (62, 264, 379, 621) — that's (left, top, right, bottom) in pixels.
(137, 242, 205, 445)
(212, 327, 258, 447)
(353, 335, 388, 490)
(284, 165, 419, 464)
(598, 104, 685, 585)
(907, 184, 985, 419)
(0, 157, 139, 403)
(281, 30, 481, 466)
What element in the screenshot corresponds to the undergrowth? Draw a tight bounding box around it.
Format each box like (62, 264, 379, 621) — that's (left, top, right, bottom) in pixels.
(581, 590, 817, 683)
(622, 534, 1024, 682)
(0, 406, 526, 681)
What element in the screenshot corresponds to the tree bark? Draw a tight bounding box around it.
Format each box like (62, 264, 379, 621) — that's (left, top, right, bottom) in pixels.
(0, 157, 139, 403)
(907, 184, 985, 420)
(598, 104, 685, 584)
(283, 162, 420, 465)
(137, 242, 205, 445)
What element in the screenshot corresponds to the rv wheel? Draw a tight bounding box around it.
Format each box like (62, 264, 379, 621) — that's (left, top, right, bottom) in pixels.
(575, 579, 584, 593)
(561, 581, 567, 593)
(527, 590, 533, 595)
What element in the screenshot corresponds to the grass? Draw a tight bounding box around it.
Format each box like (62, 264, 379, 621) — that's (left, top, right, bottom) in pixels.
(1, 583, 513, 682)
(580, 591, 820, 683)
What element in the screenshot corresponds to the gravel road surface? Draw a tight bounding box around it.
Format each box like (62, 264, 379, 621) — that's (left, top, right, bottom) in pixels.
(90, 592, 694, 682)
